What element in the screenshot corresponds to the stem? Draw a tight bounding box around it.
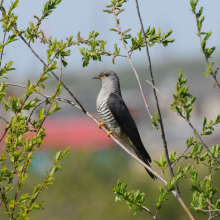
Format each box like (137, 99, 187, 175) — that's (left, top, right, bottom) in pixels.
(0, 10, 11, 69)
(119, 192, 158, 220)
(15, 29, 86, 114)
(179, 111, 220, 164)
(0, 68, 48, 143)
(59, 53, 62, 81)
(19, 159, 61, 219)
(134, 0, 178, 193)
(0, 187, 11, 218)
(172, 121, 219, 168)
(27, 99, 47, 124)
(193, 13, 220, 89)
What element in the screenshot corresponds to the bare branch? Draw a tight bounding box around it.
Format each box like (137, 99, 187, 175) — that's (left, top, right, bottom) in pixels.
(135, 0, 177, 194)
(197, 209, 220, 212)
(0, 116, 8, 123)
(209, 213, 220, 220)
(142, 206, 158, 220)
(146, 79, 171, 103)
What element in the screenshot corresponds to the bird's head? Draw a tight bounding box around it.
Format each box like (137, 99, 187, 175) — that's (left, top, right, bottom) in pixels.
(93, 70, 119, 84)
(93, 70, 122, 97)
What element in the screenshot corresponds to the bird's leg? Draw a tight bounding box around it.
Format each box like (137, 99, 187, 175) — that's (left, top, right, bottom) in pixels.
(98, 122, 105, 128)
(107, 131, 113, 137)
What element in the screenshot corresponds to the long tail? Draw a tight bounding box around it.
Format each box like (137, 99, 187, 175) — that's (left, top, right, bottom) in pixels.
(135, 151, 156, 180)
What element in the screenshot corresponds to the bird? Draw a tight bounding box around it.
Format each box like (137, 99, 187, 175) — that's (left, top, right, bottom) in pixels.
(93, 70, 155, 179)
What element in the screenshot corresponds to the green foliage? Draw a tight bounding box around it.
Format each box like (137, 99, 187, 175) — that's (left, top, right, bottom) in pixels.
(0, 61, 16, 78)
(113, 180, 145, 215)
(42, 0, 62, 19)
(190, 163, 220, 214)
(103, 0, 174, 57)
(155, 165, 191, 212)
(190, 0, 219, 82)
(0, 0, 69, 218)
(1, 0, 18, 32)
(171, 69, 196, 120)
(154, 156, 167, 174)
(151, 110, 160, 130)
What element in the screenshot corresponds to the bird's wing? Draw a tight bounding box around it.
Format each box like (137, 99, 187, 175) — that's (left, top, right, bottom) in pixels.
(107, 93, 151, 163)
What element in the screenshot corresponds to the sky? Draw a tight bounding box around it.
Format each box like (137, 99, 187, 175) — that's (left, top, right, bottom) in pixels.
(1, 0, 220, 76)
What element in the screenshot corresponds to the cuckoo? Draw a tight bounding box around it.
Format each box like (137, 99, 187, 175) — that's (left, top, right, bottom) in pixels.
(93, 70, 155, 179)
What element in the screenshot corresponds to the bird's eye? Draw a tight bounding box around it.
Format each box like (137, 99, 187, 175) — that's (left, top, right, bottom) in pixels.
(104, 73, 109, 77)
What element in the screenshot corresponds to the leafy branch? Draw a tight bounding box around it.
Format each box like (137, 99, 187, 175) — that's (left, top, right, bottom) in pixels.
(113, 180, 157, 219)
(190, 0, 220, 88)
(171, 70, 220, 164)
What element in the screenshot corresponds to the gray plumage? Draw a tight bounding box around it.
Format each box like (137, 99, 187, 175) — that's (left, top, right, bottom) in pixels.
(94, 70, 155, 179)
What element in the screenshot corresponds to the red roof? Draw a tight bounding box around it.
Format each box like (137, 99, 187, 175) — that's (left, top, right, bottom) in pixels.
(0, 117, 113, 150)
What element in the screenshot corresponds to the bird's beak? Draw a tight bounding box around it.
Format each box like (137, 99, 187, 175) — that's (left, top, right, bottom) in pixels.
(93, 75, 102, 79)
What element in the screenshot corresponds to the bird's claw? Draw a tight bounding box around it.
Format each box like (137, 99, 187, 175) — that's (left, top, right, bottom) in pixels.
(107, 131, 113, 137)
(98, 122, 105, 128)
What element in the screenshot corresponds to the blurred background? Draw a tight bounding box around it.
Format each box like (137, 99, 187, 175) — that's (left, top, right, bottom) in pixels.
(0, 0, 220, 219)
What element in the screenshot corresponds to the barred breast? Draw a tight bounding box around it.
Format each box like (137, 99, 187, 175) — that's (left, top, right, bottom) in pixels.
(97, 95, 119, 131)
(97, 94, 135, 149)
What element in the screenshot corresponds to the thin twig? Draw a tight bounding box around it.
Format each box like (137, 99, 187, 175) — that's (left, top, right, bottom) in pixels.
(172, 147, 190, 168)
(0, 116, 8, 123)
(10, 169, 21, 219)
(59, 53, 62, 81)
(119, 192, 158, 220)
(146, 79, 171, 103)
(27, 99, 47, 124)
(179, 111, 220, 164)
(0, 10, 10, 69)
(19, 157, 62, 219)
(0, 187, 11, 218)
(197, 209, 220, 212)
(172, 119, 220, 168)
(134, 0, 178, 194)
(193, 13, 220, 89)
(142, 206, 158, 220)
(15, 29, 87, 114)
(209, 213, 220, 220)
